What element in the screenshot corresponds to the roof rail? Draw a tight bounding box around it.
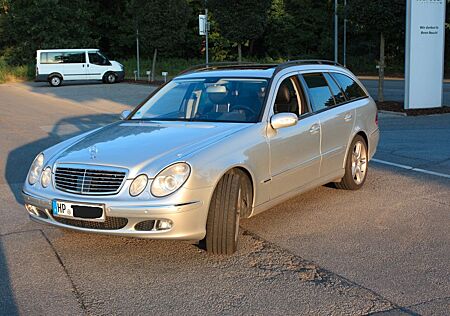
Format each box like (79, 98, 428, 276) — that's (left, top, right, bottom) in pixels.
(177, 59, 345, 77)
(178, 62, 277, 75)
(274, 59, 344, 75)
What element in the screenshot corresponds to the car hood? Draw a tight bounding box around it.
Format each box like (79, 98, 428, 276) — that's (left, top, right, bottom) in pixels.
(54, 121, 250, 176)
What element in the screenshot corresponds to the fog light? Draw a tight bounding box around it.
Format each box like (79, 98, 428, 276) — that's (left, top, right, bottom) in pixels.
(25, 204, 39, 216)
(155, 219, 173, 230)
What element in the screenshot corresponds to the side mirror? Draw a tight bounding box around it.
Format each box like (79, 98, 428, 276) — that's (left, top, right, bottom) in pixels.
(270, 112, 298, 129)
(120, 110, 131, 120)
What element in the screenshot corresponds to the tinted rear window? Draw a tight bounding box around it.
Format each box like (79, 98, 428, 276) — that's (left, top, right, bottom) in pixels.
(40, 51, 86, 64)
(331, 73, 366, 100)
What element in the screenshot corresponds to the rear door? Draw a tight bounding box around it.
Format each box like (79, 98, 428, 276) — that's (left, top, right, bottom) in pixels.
(300, 72, 355, 178)
(62, 51, 87, 80)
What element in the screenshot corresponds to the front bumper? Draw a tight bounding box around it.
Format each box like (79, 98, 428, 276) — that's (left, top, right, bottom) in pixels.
(116, 70, 125, 82)
(22, 190, 208, 240)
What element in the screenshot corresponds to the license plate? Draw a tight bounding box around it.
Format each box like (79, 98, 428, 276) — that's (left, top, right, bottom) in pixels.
(52, 200, 105, 221)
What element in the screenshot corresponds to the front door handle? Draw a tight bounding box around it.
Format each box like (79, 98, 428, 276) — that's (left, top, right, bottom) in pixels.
(344, 113, 353, 122)
(309, 123, 320, 134)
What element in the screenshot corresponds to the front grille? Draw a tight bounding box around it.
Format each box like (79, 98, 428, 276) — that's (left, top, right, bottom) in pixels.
(54, 216, 128, 230)
(55, 166, 126, 195)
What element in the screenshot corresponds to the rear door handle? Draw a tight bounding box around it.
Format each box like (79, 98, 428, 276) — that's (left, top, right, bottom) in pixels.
(309, 124, 320, 134)
(344, 113, 353, 122)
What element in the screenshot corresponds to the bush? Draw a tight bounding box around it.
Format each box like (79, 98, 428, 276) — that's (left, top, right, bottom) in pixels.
(0, 57, 34, 83)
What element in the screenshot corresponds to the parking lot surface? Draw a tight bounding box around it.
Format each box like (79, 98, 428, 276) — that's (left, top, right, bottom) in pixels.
(0, 82, 449, 315)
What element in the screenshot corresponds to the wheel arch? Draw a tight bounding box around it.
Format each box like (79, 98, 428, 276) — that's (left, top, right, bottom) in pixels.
(342, 130, 369, 169)
(211, 164, 256, 218)
(48, 72, 63, 80)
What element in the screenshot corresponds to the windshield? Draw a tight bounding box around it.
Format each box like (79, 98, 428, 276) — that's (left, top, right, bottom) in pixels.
(131, 77, 268, 123)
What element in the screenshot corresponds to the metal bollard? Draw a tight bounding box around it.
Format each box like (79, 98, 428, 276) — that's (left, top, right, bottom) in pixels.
(162, 72, 168, 83)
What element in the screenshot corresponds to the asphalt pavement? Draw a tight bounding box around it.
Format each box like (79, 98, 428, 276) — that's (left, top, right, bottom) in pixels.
(0, 81, 448, 315)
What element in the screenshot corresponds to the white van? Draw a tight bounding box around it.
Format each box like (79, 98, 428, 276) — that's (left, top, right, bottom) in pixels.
(36, 49, 125, 87)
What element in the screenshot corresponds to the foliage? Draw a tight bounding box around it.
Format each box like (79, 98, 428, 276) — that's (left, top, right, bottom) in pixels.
(0, 0, 449, 80)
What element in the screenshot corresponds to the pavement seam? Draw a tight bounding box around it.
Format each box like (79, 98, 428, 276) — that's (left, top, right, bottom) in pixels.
(0, 228, 44, 237)
(241, 228, 419, 315)
(39, 229, 89, 315)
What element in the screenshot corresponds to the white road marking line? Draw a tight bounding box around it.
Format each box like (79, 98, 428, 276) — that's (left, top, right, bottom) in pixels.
(372, 158, 450, 179)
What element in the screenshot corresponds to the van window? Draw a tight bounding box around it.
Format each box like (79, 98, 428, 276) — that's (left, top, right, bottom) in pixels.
(88, 52, 109, 65)
(41, 52, 64, 64)
(301, 73, 335, 112)
(63, 52, 86, 64)
(331, 73, 367, 100)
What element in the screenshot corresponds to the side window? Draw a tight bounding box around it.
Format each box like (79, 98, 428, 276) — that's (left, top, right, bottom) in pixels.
(273, 76, 303, 116)
(63, 52, 86, 64)
(324, 73, 346, 104)
(43, 52, 64, 64)
(88, 52, 107, 65)
(302, 73, 335, 112)
(331, 73, 366, 100)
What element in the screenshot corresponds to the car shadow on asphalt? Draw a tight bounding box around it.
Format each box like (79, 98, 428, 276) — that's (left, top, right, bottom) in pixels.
(0, 239, 19, 315)
(5, 113, 119, 204)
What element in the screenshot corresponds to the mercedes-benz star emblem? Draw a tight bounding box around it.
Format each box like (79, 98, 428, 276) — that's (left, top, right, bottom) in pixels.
(89, 145, 98, 160)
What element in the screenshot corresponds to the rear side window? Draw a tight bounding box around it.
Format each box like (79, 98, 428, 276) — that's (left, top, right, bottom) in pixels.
(302, 73, 335, 112)
(331, 73, 366, 100)
(63, 52, 86, 63)
(40, 52, 64, 64)
(323, 73, 346, 104)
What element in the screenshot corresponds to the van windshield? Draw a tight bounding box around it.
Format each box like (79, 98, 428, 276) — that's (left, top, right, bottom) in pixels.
(131, 77, 268, 123)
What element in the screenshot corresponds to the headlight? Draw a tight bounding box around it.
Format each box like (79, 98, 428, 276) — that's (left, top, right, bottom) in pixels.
(129, 174, 148, 197)
(41, 167, 52, 188)
(28, 153, 44, 185)
(151, 163, 191, 197)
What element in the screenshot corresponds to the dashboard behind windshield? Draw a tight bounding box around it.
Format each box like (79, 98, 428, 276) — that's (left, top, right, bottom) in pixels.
(132, 77, 268, 123)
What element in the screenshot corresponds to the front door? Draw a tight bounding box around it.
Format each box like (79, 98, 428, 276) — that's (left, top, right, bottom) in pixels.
(87, 51, 110, 80)
(268, 75, 321, 199)
(62, 51, 87, 80)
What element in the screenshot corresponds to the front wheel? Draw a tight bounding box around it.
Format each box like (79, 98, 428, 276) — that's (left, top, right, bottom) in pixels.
(335, 135, 368, 190)
(104, 72, 117, 84)
(205, 170, 252, 255)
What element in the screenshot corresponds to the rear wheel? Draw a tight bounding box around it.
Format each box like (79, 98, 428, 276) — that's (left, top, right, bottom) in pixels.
(335, 135, 368, 190)
(205, 169, 252, 255)
(48, 75, 62, 87)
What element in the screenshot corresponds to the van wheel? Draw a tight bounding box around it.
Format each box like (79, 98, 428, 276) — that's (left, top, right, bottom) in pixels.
(204, 169, 252, 255)
(104, 72, 117, 84)
(48, 75, 62, 87)
(335, 135, 368, 190)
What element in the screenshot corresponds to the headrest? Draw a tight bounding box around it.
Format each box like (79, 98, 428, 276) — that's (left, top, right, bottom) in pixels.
(207, 85, 228, 104)
(275, 83, 291, 104)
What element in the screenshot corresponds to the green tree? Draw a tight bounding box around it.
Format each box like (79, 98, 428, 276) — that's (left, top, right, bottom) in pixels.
(0, 0, 96, 65)
(347, 0, 405, 100)
(209, 0, 271, 62)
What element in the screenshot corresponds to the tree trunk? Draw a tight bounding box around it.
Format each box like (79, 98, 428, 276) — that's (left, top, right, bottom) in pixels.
(151, 48, 157, 82)
(237, 43, 242, 63)
(378, 32, 385, 102)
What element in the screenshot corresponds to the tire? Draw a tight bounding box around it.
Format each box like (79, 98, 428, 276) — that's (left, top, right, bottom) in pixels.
(205, 169, 252, 255)
(335, 135, 368, 190)
(104, 72, 117, 84)
(48, 75, 62, 87)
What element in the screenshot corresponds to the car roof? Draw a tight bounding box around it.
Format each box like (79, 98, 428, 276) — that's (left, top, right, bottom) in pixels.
(37, 49, 99, 52)
(175, 60, 350, 80)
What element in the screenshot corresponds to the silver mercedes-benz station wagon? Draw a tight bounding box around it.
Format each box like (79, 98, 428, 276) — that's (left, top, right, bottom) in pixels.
(23, 60, 379, 254)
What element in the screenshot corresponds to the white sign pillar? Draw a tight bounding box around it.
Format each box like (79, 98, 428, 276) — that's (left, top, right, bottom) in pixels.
(405, 0, 446, 109)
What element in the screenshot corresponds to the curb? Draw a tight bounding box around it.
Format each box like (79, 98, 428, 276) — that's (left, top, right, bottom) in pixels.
(378, 110, 407, 117)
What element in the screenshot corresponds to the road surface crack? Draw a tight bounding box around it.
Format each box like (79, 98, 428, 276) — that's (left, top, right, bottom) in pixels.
(40, 230, 89, 315)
